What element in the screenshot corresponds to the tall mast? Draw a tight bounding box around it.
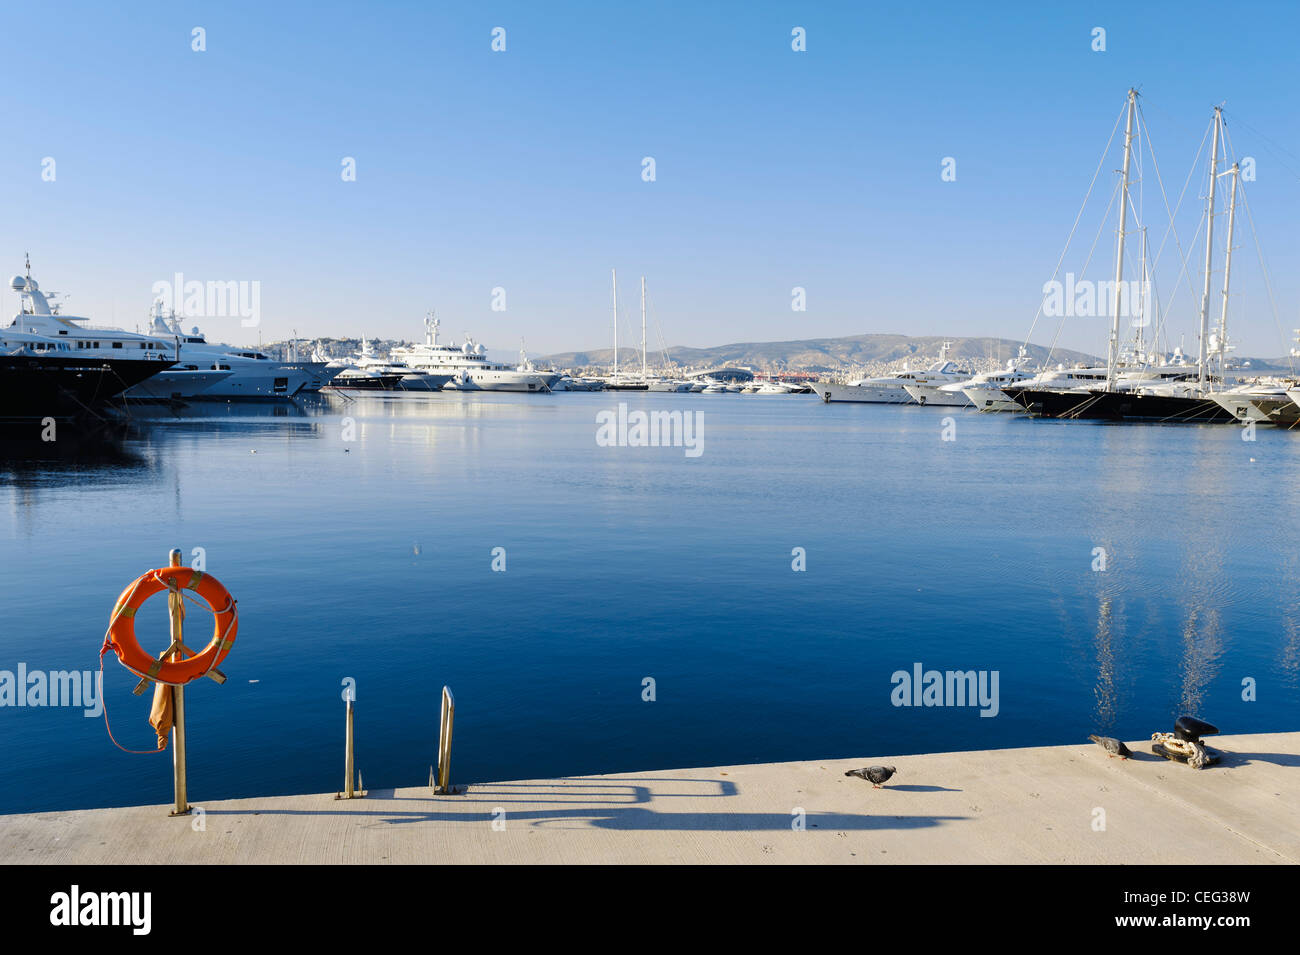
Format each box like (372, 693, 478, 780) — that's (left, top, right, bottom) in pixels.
(611, 268, 619, 378)
(1136, 228, 1147, 358)
(1216, 160, 1239, 381)
(640, 275, 647, 379)
(1197, 107, 1223, 393)
(1107, 88, 1137, 391)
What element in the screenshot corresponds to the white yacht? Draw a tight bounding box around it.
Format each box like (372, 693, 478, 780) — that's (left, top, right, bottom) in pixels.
(326, 337, 452, 392)
(0, 320, 175, 418)
(141, 303, 324, 400)
(7, 262, 178, 365)
(391, 314, 555, 392)
(647, 378, 693, 392)
(810, 342, 972, 404)
(960, 367, 1038, 412)
(1211, 380, 1299, 425)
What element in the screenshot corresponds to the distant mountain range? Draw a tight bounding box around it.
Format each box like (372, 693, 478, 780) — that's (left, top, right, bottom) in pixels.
(541, 333, 1299, 374)
(542, 334, 1101, 372)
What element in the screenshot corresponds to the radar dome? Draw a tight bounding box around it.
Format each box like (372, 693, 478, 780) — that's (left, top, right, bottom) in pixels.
(474, 343, 485, 355)
(9, 276, 25, 290)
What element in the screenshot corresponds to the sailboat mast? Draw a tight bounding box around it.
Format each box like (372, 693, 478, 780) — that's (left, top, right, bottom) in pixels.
(1136, 229, 1147, 357)
(1107, 88, 1137, 391)
(1217, 160, 1239, 379)
(1198, 107, 1223, 393)
(611, 268, 619, 378)
(640, 275, 647, 379)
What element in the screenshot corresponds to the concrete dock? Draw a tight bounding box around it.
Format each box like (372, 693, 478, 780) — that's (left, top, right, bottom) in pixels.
(3, 732, 1297, 864)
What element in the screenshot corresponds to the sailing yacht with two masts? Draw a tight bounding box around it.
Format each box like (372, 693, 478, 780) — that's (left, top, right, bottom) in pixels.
(1007, 91, 1240, 422)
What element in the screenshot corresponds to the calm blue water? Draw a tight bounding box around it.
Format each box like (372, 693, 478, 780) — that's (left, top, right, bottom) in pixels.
(2, 393, 1298, 814)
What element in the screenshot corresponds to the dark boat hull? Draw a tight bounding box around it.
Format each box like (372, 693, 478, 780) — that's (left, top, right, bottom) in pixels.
(0, 355, 175, 421)
(1006, 388, 1234, 423)
(325, 374, 407, 391)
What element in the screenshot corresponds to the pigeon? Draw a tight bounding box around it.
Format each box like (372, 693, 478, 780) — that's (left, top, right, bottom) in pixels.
(1088, 734, 1132, 759)
(845, 766, 897, 788)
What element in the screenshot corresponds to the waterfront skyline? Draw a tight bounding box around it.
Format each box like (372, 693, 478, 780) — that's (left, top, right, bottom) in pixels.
(5, 1, 1300, 358)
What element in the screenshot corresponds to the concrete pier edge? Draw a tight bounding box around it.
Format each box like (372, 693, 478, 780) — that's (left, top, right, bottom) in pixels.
(3, 731, 1296, 864)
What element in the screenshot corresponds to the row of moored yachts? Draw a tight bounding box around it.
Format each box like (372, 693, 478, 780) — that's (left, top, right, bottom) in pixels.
(0, 263, 813, 424)
(811, 341, 1300, 425)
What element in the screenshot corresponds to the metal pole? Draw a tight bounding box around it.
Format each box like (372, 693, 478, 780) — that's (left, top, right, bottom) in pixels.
(344, 697, 355, 798)
(167, 548, 190, 816)
(436, 686, 455, 795)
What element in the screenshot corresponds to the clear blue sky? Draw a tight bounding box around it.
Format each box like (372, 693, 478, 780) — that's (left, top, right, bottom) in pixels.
(5, 1, 1300, 357)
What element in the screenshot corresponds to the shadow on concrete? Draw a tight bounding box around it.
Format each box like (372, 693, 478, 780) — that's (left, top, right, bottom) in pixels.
(203, 775, 969, 832)
(1215, 750, 1300, 769)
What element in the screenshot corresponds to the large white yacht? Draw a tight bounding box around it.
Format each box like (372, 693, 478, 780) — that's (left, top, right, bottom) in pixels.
(325, 338, 453, 392)
(140, 302, 326, 400)
(810, 342, 972, 404)
(391, 314, 556, 392)
(9, 265, 176, 357)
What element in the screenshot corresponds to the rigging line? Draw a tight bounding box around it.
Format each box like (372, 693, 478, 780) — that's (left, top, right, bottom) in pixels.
(1042, 173, 1123, 368)
(1221, 122, 1293, 374)
(1136, 104, 1212, 348)
(1223, 111, 1300, 183)
(1021, 98, 1127, 363)
(1231, 171, 1295, 378)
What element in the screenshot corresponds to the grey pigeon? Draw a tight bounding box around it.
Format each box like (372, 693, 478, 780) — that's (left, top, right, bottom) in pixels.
(1088, 735, 1132, 759)
(845, 766, 897, 788)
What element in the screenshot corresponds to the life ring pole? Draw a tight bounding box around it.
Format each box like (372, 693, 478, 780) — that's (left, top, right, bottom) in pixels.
(166, 549, 191, 817)
(336, 686, 366, 799)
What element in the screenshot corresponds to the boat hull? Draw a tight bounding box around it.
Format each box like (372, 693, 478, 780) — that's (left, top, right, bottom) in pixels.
(810, 382, 913, 404)
(903, 384, 972, 407)
(1006, 388, 1235, 422)
(961, 387, 1022, 413)
(0, 355, 175, 420)
(443, 372, 552, 392)
(1211, 393, 1300, 425)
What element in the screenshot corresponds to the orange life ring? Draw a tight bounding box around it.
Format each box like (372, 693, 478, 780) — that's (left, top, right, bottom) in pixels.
(102, 568, 238, 686)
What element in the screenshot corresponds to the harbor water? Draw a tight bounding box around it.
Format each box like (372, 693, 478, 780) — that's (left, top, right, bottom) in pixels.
(2, 393, 1298, 815)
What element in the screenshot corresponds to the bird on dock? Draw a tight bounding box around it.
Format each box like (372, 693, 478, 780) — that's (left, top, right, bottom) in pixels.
(1088, 735, 1132, 759)
(845, 766, 897, 788)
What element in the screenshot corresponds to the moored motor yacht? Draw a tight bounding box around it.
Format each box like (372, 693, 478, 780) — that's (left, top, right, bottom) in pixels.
(140, 302, 323, 400)
(390, 314, 554, 392)
(3, 261, 178, 418)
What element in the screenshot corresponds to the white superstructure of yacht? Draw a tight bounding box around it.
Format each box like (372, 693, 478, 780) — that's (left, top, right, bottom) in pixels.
(141, 302, 323, 400)
(391, 314, 555, 392)
(8, 264, 177, 363)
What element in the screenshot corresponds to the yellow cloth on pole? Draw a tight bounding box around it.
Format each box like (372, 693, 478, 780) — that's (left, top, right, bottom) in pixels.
(149, 682, 173, 750)
(148, 586, 184, 750)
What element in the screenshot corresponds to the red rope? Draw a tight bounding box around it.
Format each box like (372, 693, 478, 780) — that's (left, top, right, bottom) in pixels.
(98, 647, 166, 755)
